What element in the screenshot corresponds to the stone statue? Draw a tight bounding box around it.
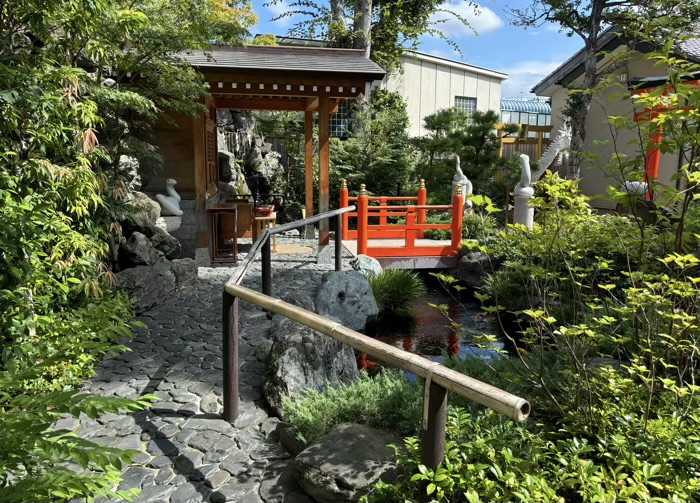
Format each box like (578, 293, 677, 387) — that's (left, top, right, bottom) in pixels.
(514, 155, 535, 230)
(156, 178, 183, 216)
(451, 156, 473, 210)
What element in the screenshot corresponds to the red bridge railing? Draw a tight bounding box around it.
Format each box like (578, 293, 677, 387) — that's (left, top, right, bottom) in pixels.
(340, 179, 465, 258)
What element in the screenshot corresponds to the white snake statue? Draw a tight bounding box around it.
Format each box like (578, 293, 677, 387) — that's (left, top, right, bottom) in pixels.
(517, 125, 572, 190)
(156, 178, 183, 216)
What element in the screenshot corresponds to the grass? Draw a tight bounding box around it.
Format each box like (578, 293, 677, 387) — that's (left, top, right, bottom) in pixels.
(282, 370, 423, 444)
(368, 269, 427, 315)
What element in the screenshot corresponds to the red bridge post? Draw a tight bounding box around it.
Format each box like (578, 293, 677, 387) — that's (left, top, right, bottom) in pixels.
(357, 184, 369, 255)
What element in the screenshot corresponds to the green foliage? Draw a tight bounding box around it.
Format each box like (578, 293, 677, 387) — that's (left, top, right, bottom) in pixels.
(332, 89, 415, 197)
(368, 269, 427, 315)
(282, 371, 422, 444)
(267, 0, 473, 72)
(413, 109, 518, 203)
(0, 0, 254, 498)
(365, 44, 700, 503)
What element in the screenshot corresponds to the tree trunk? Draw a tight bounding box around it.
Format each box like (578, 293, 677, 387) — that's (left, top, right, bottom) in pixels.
(567, 0, 604, 179)
(353, 0, 372, 58)
(331, 0, 347, 30)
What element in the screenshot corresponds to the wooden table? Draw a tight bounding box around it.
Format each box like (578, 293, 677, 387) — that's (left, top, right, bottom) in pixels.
(209, 202, 238, 263)
(253, 212, 277, 252)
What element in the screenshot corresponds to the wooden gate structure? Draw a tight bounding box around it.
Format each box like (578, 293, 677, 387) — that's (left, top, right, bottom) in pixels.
(182, 45, 385, 257)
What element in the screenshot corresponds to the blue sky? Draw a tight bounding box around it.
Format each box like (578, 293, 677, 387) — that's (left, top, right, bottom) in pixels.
(249, 0, 585, 99)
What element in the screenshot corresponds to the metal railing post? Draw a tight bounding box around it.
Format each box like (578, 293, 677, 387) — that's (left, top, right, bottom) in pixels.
(420, 382, 448, 469)
(335, 214, 343, 272)
(222, 292, 239, 422)
(340, 179, 349, 241)
(262, 237, 272, 296)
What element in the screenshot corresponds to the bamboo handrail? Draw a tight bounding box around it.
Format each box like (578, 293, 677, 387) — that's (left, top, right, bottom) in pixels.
(224, 284, 530, 422)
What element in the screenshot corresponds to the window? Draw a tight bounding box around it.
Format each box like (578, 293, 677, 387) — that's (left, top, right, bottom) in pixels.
(330, 100, 349, 139)
(455, 96, 477, 120)
(501, 111, 511, 123)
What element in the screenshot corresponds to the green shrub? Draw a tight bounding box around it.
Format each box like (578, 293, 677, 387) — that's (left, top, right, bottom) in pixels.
(282, 371, 422, 444)
(369, 269, 427, 315)
(462, 212, 497, 243)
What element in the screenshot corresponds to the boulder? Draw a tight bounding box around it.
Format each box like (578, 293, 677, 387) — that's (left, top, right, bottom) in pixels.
(457, 252, 501, 288)
(150, 227, 181, 260)
(122, 192, 160, 237)
(293, 424, 401, 503)
(171, 258, 197, 287)
(119, 232, 160, 269)
(314, 272, 379, 332)
(115, 257, 176, 313)
(218, 151, 235, 182)
(263, 317, 359, 417)
(349, 255, 382, 278)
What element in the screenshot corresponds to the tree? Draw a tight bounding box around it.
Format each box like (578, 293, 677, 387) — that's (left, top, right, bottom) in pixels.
(267, 0, 474, 72)
(413, 109, 517, 203)
(332, 89, 415, 196)
(510, 0, 700, 179)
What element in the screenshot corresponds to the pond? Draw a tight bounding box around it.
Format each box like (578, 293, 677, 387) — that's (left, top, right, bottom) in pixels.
(364, 274, 505, 367)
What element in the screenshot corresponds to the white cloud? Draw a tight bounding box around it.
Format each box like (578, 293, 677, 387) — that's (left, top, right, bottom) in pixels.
(265, 0, 296, 27)
(496, 59, 564, 99)
(430, 2, 504, 38)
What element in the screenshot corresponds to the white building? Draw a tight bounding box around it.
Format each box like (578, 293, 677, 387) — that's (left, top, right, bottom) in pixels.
(382, 51, 507, 137)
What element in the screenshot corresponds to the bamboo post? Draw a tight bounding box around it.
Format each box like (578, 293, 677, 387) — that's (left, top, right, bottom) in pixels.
(335, 213, 343, 272)
(417, 179, 426, 239)
(222, 293, 239, 422)
(262, 238, 272, 296)
(358, 184, 368, 255)
(406, 207, 416, 250)
(451, 185, 464, 252)
(421, 382, 448, 470)
(340, 179, 349, 241)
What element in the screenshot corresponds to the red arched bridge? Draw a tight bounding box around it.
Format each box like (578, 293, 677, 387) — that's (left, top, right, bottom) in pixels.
(339, 179, 465, 269)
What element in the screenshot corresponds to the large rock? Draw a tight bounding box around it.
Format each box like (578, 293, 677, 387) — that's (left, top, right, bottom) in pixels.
(119, 232, 160, 269)
(150, 227, 181, 260)
(218, 151, 235, 182)
(314, 272, 379, 332)
(263, 317, 359, 417)
(349, 255, 382, 278)
(171, 258, 197, 287)
(122, 191, 160, 237)
(457, 252, 501, 288)
(115, 257, 176, 313)
(293, 424, 401, 503)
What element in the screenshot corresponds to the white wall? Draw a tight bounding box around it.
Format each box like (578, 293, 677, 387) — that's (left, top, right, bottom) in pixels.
(383, 55, 504, 137)
(544, 51, 681, 209)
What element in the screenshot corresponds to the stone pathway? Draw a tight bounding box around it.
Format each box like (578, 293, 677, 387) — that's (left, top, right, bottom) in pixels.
(63, 238, 351, 503)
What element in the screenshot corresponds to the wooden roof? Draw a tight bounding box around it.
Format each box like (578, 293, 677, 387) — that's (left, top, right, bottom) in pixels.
(184, 45, 386, 81)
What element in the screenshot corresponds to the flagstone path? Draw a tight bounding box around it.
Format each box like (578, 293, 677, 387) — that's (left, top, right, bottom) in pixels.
(62, 238, 350, 503)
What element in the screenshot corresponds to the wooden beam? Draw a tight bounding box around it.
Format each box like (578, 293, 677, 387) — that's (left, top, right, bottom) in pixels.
(305, 97, 319, 111)
(203, 72, 368, 89)
(305, 111, 315, 239)
(318, 96, 330, 245)
(193, 108, 208, 249)
(330, 99, 341, 114)
(214, 98, 305, 111)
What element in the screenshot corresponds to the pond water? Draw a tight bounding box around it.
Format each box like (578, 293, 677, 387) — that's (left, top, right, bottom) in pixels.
(364, 277, 505, 366)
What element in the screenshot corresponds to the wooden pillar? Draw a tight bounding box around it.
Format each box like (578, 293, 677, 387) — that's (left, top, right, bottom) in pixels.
(318, 96, 330, 245)
(193, 111, 209, 250)
(304, 111, 315, 239)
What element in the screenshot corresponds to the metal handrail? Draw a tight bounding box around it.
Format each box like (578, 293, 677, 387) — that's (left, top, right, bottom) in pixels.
(221, 204, 529, 473)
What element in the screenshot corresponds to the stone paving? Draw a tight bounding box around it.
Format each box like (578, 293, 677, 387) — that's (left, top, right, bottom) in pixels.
(62, 238, 351, 503)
